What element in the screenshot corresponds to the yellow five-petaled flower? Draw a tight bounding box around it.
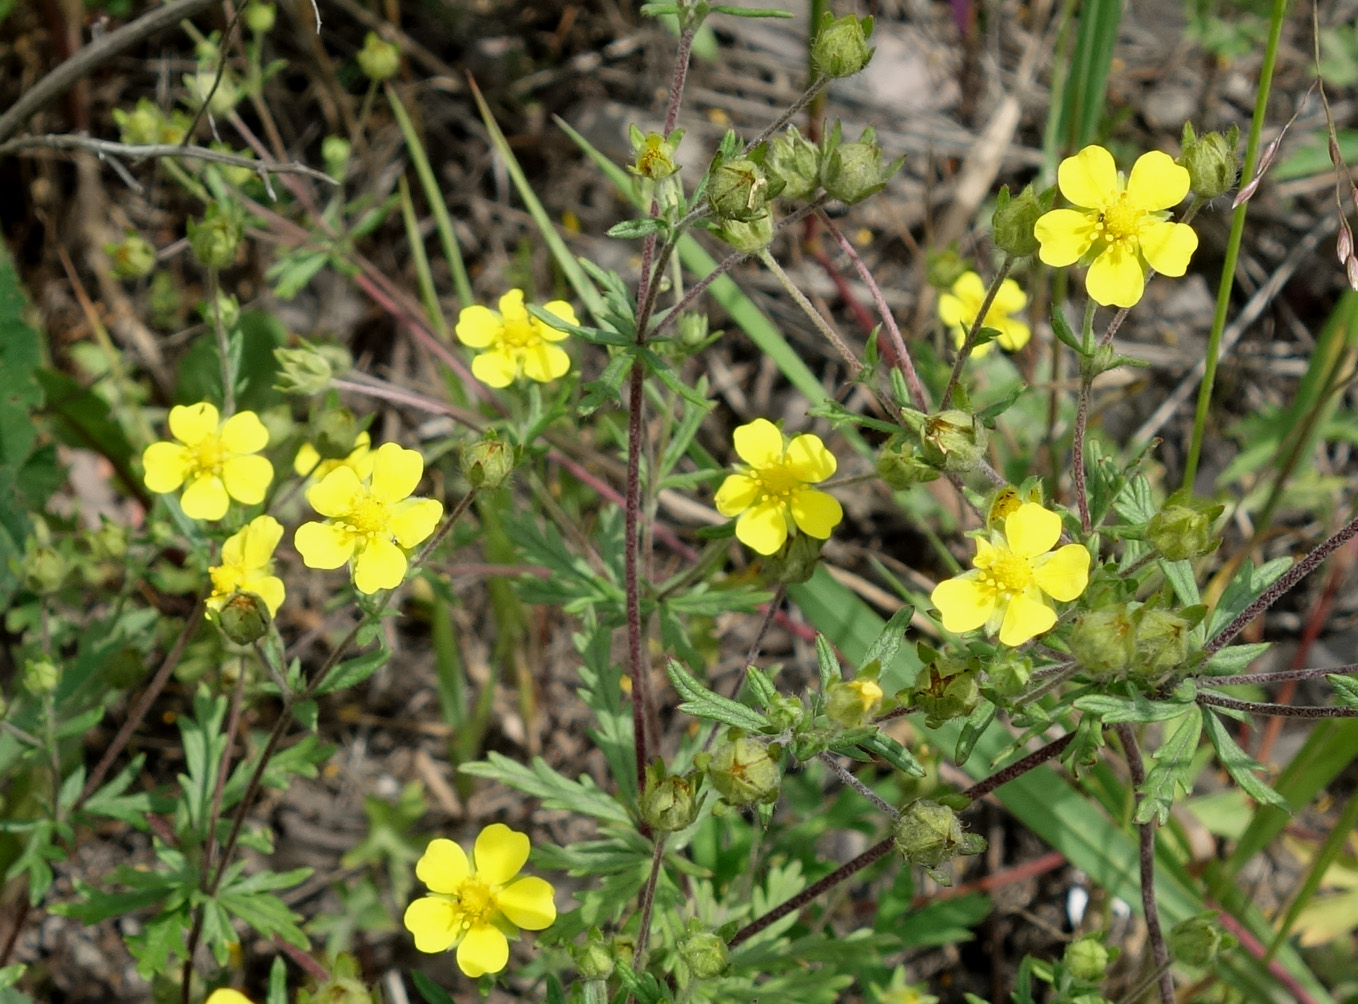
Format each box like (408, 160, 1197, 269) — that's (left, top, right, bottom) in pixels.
(714, 418, 843, 556)
(294, 442, 442, 594)
(938, 270, 1031, 357)
(142, 402, 273, 521)
(404, 823, 558, 978)
(455, 289, 577, 388)
(207, 515, 285, 619)
(930, 502, 1090, 647)
(1034, 145, 1198, 309)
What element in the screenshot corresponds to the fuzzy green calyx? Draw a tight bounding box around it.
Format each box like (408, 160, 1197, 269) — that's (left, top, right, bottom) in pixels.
(1169, 912, 1236, 967)
(826, 676, 885, 728)
(1179, 122, 1241, 200)
(709, 158, 781, 222)
(811, 13, 875, 78)
(910, 660, 979, 728)
(640, 763, 699, 833)
(893, 799, 986, 883)
(705, 736, 781, 808)
(573, 928, 615, 981)
(919, 409, 988, 473)
(357, 32, 400, 82)
(992, 183, 1050, 258)
(1148, 490, 1222, 561)
(1132, 608, 1192, 678)
(188, 203, 244, 269)
(1063, 937, 1111, 983)
(275, 342, 351, 396)
(106, 232, 157, 280)
(877, 439, 941, 489)
(676, 920, 729, 984)
(767, 126, 821, 200)
(22, 657, 60, 696)
(461, 434, 516, 491)
(712, 212, 774, 254)
(1070, 606, 1138, 676)
(822, 124, 903, 205)
(217, 591, 271, 645)
(244, 2, 276, 33)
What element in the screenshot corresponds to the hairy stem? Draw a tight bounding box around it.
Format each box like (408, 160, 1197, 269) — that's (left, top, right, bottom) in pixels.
(1117, 724, 1175, 1004)
(941, 256, 1014, 409)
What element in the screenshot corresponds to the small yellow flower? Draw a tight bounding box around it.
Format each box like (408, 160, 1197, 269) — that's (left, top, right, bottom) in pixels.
(455, 289, 576, 388)
(1034, 145, 1198, 308)
(930, 502, 1089, 647)
(204, 991, 254, 1004)
(294, 442, 442, 594)
(142, 402, 273, 521)
(293, 431, 373, 482)
(714, 419, 843, 555)
(404, 823, 558, 978)
(207, 515, 285, 619)
(938, 271, 1031, 357)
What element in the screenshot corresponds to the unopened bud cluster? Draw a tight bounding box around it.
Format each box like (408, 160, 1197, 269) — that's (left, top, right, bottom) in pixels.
(274, 341, 353, 396)
(640, 762, 699, 833)
(909, 652, 979, 728)
(699, 736, 782, 810)
(1070, 603, 1193, 681)
(1179, 122, 1241, 200)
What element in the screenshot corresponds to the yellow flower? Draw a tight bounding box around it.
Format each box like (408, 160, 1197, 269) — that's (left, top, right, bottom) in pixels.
(142, 402, 273, 521)
(455, 289, 576, 388)
(404, 823, 557, 977)
(713, 419, 843, 555)
(930, 502, 1089, 647)
(294, 442, 442, 594)
(207, 515, 285, 618)
(1034, 145, 1198, 308)
(293, 431, 373, 481)
(938, 271, 1031, 357)
(204, 991, 253, 1004)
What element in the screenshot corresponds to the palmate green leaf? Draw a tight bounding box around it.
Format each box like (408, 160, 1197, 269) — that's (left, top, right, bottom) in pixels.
(79, 754, 156, 828)
(460, 752, 633, 826)
(218, 887, 309, 949)
(129, 908, 191, 979)
(1201, 709, 1289, 810)
(1134, 706, 1202, 825)
(666, 659, 767, 732)
(1330, 674, 1358, 708)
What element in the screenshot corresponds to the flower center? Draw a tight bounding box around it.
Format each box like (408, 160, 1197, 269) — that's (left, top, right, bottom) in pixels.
(454, 877, 495, 928)
(1094, 193, 1143, 248)
(753, 462, 802, 503)
(978, 549, 1034, 596)
(500, 316, 540, 350)
(209, 564, 241, 595)
(192, 436, 225, 475)
(346, 496, 390, 536)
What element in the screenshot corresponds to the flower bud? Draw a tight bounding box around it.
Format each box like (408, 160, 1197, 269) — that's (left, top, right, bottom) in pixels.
(708, 158, 780, 222)
(1070, 606, 1138, 676)
(712, 212, 774, 254)
(188, 203, 244, 269)
(113, 98, 163, 145)
(767, 126, 821, 200)
(357, 32, 400, 82)
(460, 434, 516, 491)
(86, 519, 129, 563)
(573, 928, 615, 981)
(910, 660, 979, 728)
(628, 125, 682, 181)
(184, 68, 242, 116)
(676, 921, 729, 983)
(677, 311, 711, 348)
(926, 247, 968, 292)
(991, 183, 1049, 259)
(826, 676, 884, 728)
(22, 544, 67, 594)
(1064, 936, 1110, 983)
(1148, 491, 1222, 562)
(985, 650, 1032, 697)
(893, 799, 986, 881)
(1179, 122, 1241, 200)
(640, 764, 699, 833)
(760, 528, 822, 584)
(877, 441, 941, 490)
(706, 737, 781, 808)
(274, 342, 350, 395)
(201, 291, 241, 332)
(766, 692, 806, 733)
(217, 591, 271, 645)
(1132, 608, 1191, 678)
(1169, 911, 1235, 967)
(22, 657, 60, 696)
(822, 127, 902, 205)
(244, 2, 276, 33)
(919, 409, 987, 473)
(106, 231, 157, 281)
(322, 135, 352, 181)
(810, 12, 874, 78)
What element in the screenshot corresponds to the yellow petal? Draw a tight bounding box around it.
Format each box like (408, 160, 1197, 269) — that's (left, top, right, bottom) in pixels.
(497, 288, 529, 324)
(1126, 150, 1190, 210)
(456, 923, 509, 978)
(496, 876, 557, 931)
(1032, 543, 1090, 602)
(997, 586, 1056, 646)
(951, 270, 986, 303)
(995, 317, 1031, 352)
(790, 487, 842, 539)
(180, 474, 230, 521)
(785, 433, 836, 483)
(307, 466, 364, 519)
(221, 454, 273, 504)
(732, 419, 785, 469)
(540, 299, 578, 331)
(714, 473, 760, 516)
(241, 515, 284, 568)
(735, 500, 789, 555)
(352, 536, 407, 593)
(293, 442, 321, 477)
(474, 823, 530, 886)
(471, 348, 518, 388)
(220, 524, 248, 567)
(294, 521, 355, 570)
(1004, 503, 1061, 558)
(219, 411, 269, 454)
(246, 574, 285, 617)
(205, 991, 255, 1004)
(1035, 209, 1097, 267)
(143, 442, 190, 493)
(416, 837, 469, 894)
(521, 343, 571, 383)
(369, 443, 423, 504)
(991, 277, 1028, 315)
(404, 896, 460, 954)
(390, 498, 443, 548)
(937, 292, 967, 331)
(455, 305, 502, 348)
(931, 574, 995, 634)
(168, 402, 219, 445)
(1058, 145, 1118, 208)
(1085, 243, 1145, 308)
(1139, 219, 1197, 278)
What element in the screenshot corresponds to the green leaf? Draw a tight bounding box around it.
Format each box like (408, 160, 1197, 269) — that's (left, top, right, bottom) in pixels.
(1159, 558, 1201, 608)
(1050, 304, 1086, 355)
(815, 632, 839, 691)
(954, 700, 996, 766)
(857, 730, 925, 777)
(858, 605, 913, 678)
(606, 217, 668, 239)
(411, 972, 454, 1004)
(1330, 674, 1358, 708)
(267, 957, 288, 1004)
(1135, 706, 1203, 825)
(313, 644, 389, 695)
(1207, 557, 1293, 638)
(1201, 709, 1289, 810)
(1074, 690, 1196, 724)
(666, 658, 768, 732)
(1203, 642, 1271, 675)
(459, 752, 633, 826)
